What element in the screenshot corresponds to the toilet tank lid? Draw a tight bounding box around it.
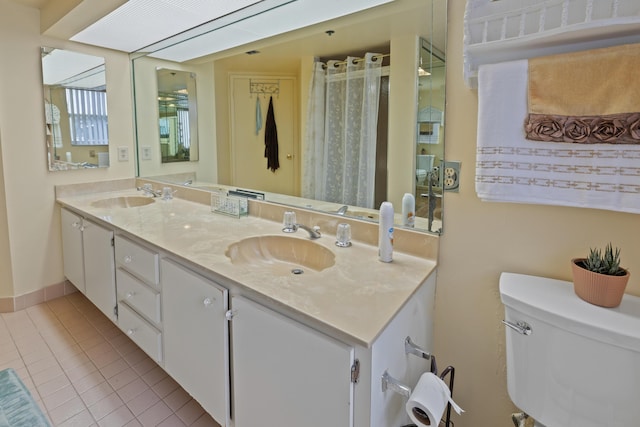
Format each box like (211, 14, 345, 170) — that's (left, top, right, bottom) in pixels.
(500, 272, 640, 353)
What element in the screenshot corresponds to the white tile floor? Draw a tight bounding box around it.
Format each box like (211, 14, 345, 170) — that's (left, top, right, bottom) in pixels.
(0, 292, 221, 427)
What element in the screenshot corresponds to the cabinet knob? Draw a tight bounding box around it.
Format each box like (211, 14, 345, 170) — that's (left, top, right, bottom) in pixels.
(203, 297, 214, 307)
(126, 328, 136, 336)
(123, 255, 132, 263)
(126, 292, 135, 299)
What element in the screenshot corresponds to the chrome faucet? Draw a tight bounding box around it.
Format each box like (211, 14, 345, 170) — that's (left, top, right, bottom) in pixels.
(295, 223, 322, 239)
(336, 205, 348, 215)
(137, 184, 161, 197)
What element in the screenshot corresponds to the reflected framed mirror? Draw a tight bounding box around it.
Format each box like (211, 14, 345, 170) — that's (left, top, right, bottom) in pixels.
(132, 0, 447, 234)
(41, 47, 109, 171)
(415, 37, 446, 232)
(156, 68, 199, 163)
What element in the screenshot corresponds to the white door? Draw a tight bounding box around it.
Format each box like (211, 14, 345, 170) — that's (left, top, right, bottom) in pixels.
(82, 220, 116, 321)
(229, 75, 298, 196)
(231, 296, 353, 427)
(60, 208, 85, 293)
(161, 259, 229, 426)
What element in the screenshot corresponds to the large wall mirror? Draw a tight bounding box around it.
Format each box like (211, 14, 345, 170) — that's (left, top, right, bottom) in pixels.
(132, 0, 447, 234)
(41, 47, 109, 171)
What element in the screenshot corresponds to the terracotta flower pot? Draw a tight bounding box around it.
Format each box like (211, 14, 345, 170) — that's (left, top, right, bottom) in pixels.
(571, 258, 630, 308)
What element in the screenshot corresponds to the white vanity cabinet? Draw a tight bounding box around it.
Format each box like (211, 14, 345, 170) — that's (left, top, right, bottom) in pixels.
(230, 273, 436, 427)
(230, 295, 354, 427)
(60, 208, 116, 320)
(161, 258, 229, 426)
(114, 235, 163, 363)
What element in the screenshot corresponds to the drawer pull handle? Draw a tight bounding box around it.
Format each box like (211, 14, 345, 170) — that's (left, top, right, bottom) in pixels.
(127, 328, 136, 336)
(203, 297, 214, 307)
(126, 292, 135, 299)
(123, 255, 132, 263)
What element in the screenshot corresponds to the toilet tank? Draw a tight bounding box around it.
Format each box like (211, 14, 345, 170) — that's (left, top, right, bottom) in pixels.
(500, 273, 640, 427)
(416, 154, 434, 171)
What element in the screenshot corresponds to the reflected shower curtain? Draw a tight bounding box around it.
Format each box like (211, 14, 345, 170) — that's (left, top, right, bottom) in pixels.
(302, 53, 382, 208)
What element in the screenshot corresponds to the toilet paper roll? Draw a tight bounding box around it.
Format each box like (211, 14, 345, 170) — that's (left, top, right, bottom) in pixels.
(406, 373, 464, 426)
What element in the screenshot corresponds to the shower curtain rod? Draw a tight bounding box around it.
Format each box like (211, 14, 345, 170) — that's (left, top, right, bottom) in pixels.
(326, 53, 390, 67)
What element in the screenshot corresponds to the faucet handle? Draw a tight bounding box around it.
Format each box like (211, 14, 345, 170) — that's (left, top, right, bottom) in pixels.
(312, 225, 321, 236)
(282, 211, 297, 233)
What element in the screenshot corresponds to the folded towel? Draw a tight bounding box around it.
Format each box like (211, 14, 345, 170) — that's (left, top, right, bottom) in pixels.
(526, 43, 640, 144)
(528, 43, 640, 116)
(476, 59, 640, 214)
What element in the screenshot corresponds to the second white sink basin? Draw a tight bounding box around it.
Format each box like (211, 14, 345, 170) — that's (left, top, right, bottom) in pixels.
(225, 235, 335, 273)
(91, 196, 155, 209)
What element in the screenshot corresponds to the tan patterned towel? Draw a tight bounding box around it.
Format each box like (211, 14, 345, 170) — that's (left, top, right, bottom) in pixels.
(525, 43, 640, 144)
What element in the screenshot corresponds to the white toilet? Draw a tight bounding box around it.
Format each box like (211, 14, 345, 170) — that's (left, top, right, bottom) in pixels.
(500, 273, 640, 427)
(416, 154, 435, 185)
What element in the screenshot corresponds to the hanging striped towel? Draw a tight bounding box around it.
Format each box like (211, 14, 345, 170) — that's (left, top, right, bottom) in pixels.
(475, 59, 640, 214)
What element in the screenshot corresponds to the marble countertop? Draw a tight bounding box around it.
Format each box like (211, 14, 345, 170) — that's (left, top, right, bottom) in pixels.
(57, 188, 436, 348)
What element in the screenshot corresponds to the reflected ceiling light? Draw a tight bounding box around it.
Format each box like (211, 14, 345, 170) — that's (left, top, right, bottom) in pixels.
(71, 0, 394, 57)
(418, 67, 431, 77)
(147, 0, 394, 62)
(71, 0, 264, 52)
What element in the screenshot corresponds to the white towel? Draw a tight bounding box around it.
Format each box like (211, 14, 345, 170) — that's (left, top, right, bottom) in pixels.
(475, 59, 640, 214)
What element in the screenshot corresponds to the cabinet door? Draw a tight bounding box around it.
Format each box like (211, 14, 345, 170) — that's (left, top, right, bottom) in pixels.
(161, 259, 228, 425)
(60, 208, 85, 293)
(231, 296, 353, 427)
(82, 220, 116, 321)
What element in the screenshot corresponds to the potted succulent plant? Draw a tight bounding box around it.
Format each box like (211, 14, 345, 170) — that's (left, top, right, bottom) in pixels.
(571, 243, 630, 308)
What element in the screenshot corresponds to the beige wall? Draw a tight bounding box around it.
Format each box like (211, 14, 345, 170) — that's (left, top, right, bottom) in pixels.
(0, 0, 135, 298)
(436, 1, 640, 426)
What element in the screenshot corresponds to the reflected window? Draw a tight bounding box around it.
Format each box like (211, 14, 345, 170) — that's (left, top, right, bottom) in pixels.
(66, 88, 109, 146)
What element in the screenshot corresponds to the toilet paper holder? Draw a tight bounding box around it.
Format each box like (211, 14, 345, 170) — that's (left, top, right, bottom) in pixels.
(381, 336, 456, 427)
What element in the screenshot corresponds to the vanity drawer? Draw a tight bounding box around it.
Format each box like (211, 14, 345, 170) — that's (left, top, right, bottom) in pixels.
(118, 303, 163, 364)
(115, 235, 159, 286)
(117, 268, 161, 324)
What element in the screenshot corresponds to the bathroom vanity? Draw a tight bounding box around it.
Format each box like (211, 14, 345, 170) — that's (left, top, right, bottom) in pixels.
(57, 183, 438, 427)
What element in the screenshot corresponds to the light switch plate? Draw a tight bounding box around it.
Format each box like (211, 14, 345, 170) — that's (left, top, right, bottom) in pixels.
(117, 146, 129, 162)
(141, 146, 152, 160)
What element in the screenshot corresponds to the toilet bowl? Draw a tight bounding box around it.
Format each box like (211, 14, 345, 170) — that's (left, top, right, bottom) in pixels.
(416, 155, 434, 185)
(500, 273, 640, 427)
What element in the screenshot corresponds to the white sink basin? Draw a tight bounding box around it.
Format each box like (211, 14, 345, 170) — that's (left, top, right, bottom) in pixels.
(225, 235, 335, 273)
(91, 196, 155, 209)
